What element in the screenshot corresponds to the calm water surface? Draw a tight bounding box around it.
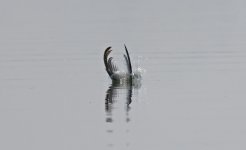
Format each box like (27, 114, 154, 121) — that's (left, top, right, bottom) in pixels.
(1, 0, 246, 149)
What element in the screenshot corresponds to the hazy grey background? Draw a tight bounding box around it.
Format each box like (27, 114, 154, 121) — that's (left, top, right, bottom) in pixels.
(1, 0, 246, 149)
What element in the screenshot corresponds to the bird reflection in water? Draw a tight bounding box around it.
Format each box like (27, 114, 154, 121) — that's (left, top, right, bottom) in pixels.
(105, 82, 136, 123)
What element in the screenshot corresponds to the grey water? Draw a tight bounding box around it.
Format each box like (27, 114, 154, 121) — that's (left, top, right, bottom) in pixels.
(1, 0, 246, 149)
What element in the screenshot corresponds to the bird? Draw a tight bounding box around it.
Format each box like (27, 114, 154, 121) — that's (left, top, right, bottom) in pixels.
(103, 44, 136, 83)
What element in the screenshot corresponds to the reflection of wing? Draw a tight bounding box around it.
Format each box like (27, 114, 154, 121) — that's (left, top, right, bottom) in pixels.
(105, 86, 115, 113)
(105, 84, 133, 115)
(126, 87, 132, 112)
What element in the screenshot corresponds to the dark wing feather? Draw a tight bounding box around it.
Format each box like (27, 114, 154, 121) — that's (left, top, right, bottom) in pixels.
(124, 44, 132, 74)
(104, 47, 113, 77)
(107, 57, 114, 75)
(108, 57, 118, 74)
(104, 47, 111, 67)
(104, 47, 118, 77)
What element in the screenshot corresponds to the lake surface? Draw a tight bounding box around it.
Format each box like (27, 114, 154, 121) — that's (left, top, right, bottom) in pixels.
(1, 0, 246, 149)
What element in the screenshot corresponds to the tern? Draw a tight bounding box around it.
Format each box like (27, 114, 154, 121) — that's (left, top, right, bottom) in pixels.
(104, 45, 141, 84)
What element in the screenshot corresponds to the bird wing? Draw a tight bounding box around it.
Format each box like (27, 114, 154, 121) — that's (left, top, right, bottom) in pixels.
(104, 47, 118, 77)
(124, 44, 132, 74)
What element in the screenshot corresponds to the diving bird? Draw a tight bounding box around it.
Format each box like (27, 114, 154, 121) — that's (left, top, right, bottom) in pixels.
(103, 45, 135, 83)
